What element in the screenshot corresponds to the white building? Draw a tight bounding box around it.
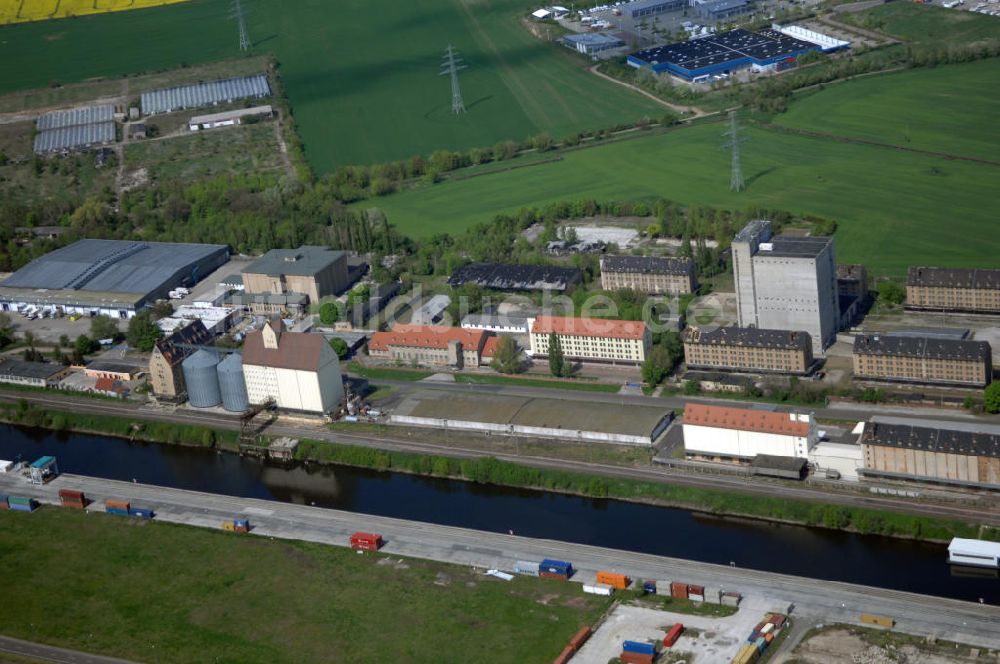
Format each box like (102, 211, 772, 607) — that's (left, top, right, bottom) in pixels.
(157, 303, 239, 336)
(242, 318, 343, 414)
(808, 441, 864, 481)
(188, 105, 272, 131)
(529, 315, 651, 364)
(682, 402, 817, 460)
(732, 220, 839, 353)
(461, 314, 532, 335)
(948, 538, 1000, 568)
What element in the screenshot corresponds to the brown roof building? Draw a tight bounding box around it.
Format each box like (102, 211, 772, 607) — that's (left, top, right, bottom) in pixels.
(368, 325, 492, 368)
(529, 315, 651, 364)
(682, 403, 817, 460)
(906, 267, 1000, 314)
(684, 325, 813, 375)
(853, 334, 992, 388)
(599, 255, 697, 295)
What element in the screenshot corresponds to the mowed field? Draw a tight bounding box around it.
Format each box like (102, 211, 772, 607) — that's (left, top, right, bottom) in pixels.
(0, 0, 663, 170)
(777, 59, 1000, 161)
(362, 120, 1000, 275)
(0, 508, 606, 663)
(0, 0, 189, 25)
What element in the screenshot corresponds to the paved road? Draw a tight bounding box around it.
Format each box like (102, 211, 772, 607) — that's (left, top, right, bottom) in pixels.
(3, 390, 999, 529)
(4, 473, 1000, 652)
(0, 635, 139, 664)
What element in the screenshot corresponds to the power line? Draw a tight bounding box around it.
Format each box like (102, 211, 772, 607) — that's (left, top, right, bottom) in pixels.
(439, 44, 468, 115)
(232, 0, 250, 52)
(721, 110, 747, 192)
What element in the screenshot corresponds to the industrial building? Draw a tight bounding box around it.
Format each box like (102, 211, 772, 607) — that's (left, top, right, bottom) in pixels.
(391, 390, 673, 446)
(837, 264, 868, 301)
(682, 403, 817, 461)
(628, 0, 687, 16)
(860, 416, 1000, 489)
(693, 0, 751, 21)
(0, 359, 71, 388)
(852, 334, 992, 388)
(948, 539, 1000, 568)
(242, 319, 344, 414)
(141, 74, 271, 115)
(33, 104, 115, 155)
(0, 240, 229, 318)
(808, 441, 864, 481)
(684, 325, 813, 374)
(627, 29, 818, 81)
(561, 33, 625, 55)
(599, 255, 697, 295)
(772, 24, 850, 52)
(529, 316, 651, 364)
(461, 314, 532, 336)
(447, 263, 582, 292)
(188, 105, 272, 131)
(149, 321, 213, 402)
(906, 267, 1000, 315)
(410, 295, 451, 326)
(177, 348, 249, 412)
(368, 325, 495, 368)
(732, 220, 838, 353)
(241, 246, 349, 313)
(156, 303, 239, 336)
(84, 361, 143, 382)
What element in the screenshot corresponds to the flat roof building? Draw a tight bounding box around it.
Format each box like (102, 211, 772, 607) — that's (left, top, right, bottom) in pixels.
(629, 0, 687, 16)
(0, 240, 229, 318)
(906, 267, 1000, 315)
(529, 315, 651, 364)
(448, 263, 582, 292)
(600, 255, 697, 296)
(461, 314, 532, 336)
(241, 246, 349, 311)
(0, 359, 71, 389)
(683, 402, 817, 460)
(684, 325, 813, 374)
(733, 220, 838, 353)
(562, 33, 625, 55)
(189, 105, 273, 131)
(853, 334, 992, 388)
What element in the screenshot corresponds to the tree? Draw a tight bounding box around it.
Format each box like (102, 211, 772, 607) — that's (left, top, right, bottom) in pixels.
(876, 280, 906, 305)
(150, 301, 175, 319)
(328, 337, 349, 359)
(90, 315, 120, 342)
(641, 345, 671, 387)
(319, 301, 340, 325)
(548, 333, 565, 378)
(684, 380, 701, 395)
(985, 383, 1000, 414)
(490, 335, 523, 375)
(126, 311, 163, 352)
(73, 335, 95, 363)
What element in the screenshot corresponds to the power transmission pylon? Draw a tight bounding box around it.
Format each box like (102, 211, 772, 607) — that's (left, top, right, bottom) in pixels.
(232, 0, 250, 52)
(439, 44, 468, 114)
(721, 110, 747, 192)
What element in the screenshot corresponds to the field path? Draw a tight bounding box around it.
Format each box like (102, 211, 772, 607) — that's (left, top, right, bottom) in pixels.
(588, 65, 707, 119)
(272, 119, 295, 181)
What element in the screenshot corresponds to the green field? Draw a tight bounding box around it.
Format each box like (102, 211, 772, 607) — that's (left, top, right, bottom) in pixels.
(0, 508, 605, 663)
(778, 59, 1000, 161)
(0, 0, 662, 171)
(845, 2, 1000, 46)
(361, 119, 1000, 274)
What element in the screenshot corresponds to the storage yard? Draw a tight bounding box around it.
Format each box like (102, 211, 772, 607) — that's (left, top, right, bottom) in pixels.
(390, 389, 674, 445)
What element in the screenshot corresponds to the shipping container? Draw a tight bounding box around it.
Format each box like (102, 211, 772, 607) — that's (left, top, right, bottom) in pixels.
(552, 645, 575, 664)
(234, 518, 250, 530)
(513, 561, 540, 576)
(9, 502, 35, 513)
(128, 507, 154, 519)
(663, 623, 684, 647)
(58, 489, 85, 502)
(670, 581, 688, 599)
(619, 651, 654, 664)
(582, 584, 613, 596)
(705, 586, 722, 603)
(767, 614, 786, 628)
(349, 532, 383, 551)
(0, 495, 7, 510)
(539, 571, 569, 581)
(764, 633, 774, 644)
(655, 580, 672, 596)
(721, 591, 742, 607)
(731, 643, 759, 664)
(106, 507, 129, 516)
(760, 623, 774, 635)
(8, 496, 33, 506)
(755, 636, 767, 653)
(860, 613, 894, 628)
(623, 640, 656, 655)
(222, 521, 236, 531)
(596, 571, 630, 589)
(540, 559, 573, 577)
(642, 581, 657, 594)
(688, 584, 705, 596)
(105, 499, 130, 511)
(689, 593, 705, 603)
(568, 626, 591, 651)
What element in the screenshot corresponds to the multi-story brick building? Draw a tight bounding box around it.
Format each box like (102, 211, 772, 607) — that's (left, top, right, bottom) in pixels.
(684, 325, 813, 374)
(241, 246, 349, 313)
(368, 325, 496, 368)
(906, 267, 1000, 314)
(599, 255, 697, 295)
(149, 320, 213, 402)
(852, 334, 992, 388)
(529, 316, 650, 364)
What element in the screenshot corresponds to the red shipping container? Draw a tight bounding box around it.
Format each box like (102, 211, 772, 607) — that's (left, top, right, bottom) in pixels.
(106, 499, 130, 511)
(58, 489, 85, 501)
(552, 645, 575, 664)
(663, 622, 684, 647)
(620, 651, 654, 664)
(670, 581, 688, 599)
(688, 584, 705, 596)
(768, 615, 786, 628)
(349, 532, 383, 551)
(539, 571, 568, 581)
(569, 626, 592, 650)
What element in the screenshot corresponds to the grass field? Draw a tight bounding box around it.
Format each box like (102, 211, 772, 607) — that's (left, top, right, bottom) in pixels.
(0, 508, 607, 663)
(844, 2, 1000, 46)
(0, 0, 189, 25)
(0, 0, 663, 171)
(360, 119, 1000, 275)
(777, 59, 1000, 161)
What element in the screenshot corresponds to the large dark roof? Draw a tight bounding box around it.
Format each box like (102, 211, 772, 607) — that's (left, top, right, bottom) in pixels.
(448, 263, 582, 292)
(862, 421, 1000, 459)
(758, 235, 832, 259)
(0, 359, 66, 380)
(601, 255, 693, 276)
(243, 320, 329, 371)
(853, 334, 991, 363)
(907, 267, 1000, 290)
(153, 320, 211, 368)
(243, 246, 345, 278)
(630, 29, 815, 72)
(686, 325, 812, 351)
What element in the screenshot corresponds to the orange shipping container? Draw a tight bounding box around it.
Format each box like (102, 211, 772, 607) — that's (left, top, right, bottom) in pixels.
(105, 499, 130, 511)
(670, 581, 689, 599)
(568, 626, 592, 650)
(552, 645, 575, 664)
(596, 571, 630, 589)
(764, 633, 774, 643)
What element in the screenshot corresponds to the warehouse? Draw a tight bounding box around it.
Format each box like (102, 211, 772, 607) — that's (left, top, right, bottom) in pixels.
(141, 74, 271, 115)
(860, 416, 1000, 490)
(241, 246, 349, 312)
(694, 0, 751, 21)
(390, 390, 673, 446)
(562, 33, 625, 55)
(906, 267, 1000, 315)
(448, 263, 582, 292)
(0, 359, 71, 389)
(599, 255, 696, 295)
(772, 24, 850, 52)
(0, 240, 229, 318)
(628, 0, 687, 17)
(188, 105, 273, 131)
(627, 29, 818, 80)
(852, 334, 992, 388)
(682, 403, 817, 461)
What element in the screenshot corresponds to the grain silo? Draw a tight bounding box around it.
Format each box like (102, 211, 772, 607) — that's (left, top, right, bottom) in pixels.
(217, 352, 249, 413)
(182, 349, 221, 408)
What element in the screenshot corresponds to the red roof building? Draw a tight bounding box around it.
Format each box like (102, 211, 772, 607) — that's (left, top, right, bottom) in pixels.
(368, 325, 493, 368)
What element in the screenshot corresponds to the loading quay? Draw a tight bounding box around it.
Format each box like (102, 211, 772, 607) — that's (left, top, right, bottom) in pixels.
(5, 473, 1000, 650)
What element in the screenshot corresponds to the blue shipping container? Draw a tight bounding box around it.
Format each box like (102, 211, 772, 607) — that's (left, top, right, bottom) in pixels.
(0, 495, 7, 508)
(539, 559, 573, 575)
(623, 641, 656, 655)
(9, 503, 35, 512)
(106, 507, 129, 516)
(129, 508, 154, 519)
(756, 637, 767, 653)
(234, 518, 249, 529)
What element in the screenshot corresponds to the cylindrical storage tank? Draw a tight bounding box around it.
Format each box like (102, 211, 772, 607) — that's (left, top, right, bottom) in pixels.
(183, 349, 221, 408)
(217, 352, 249, 412)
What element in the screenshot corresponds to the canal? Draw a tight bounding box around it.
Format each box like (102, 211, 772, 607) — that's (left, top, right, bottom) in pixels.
(2, 424, 997, 603)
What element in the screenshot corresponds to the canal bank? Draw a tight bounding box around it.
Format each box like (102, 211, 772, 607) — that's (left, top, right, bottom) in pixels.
(1, 424, 1000, 604)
